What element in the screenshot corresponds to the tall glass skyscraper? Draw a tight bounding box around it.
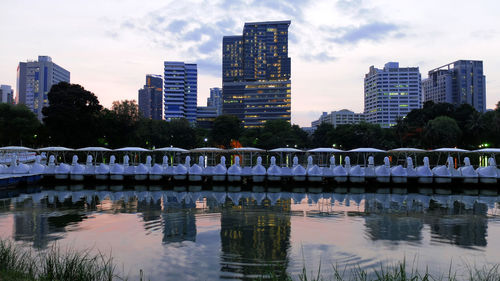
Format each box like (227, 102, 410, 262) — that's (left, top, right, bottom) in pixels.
(222, 21, 291, 128)
(164, 61, 197, 122)
(16, 56, 70, 120)
(364, 62, 422, 128)
(138, 74, 163, 120)
(207, 87, 223, 116)
(422, 60, 486, 112)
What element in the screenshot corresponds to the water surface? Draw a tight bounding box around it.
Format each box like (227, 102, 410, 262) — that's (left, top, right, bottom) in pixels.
(0, 186, 499, 280)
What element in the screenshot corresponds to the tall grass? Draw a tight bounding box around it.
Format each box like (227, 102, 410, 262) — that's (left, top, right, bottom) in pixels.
(0, 238, 122, 281)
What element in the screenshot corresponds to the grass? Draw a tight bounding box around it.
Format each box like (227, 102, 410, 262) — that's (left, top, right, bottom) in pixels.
(2, 237, 500, 281)
(0, 238, 128, 281)
(254, 259, 500, 281)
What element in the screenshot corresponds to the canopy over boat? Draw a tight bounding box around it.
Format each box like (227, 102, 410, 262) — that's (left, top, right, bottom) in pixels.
(269, 148, 303, 153)
(348, 148, 386, 153)
(38, 146, 73, 152)
(155, 147, 188, 153)
(230, 147, 265, 153)
(114, 147, 150, 152)
(473, 148, 500, 154)
(307, 148, 344, 153)
(432, 148, 469, 153)
(0, 146, 34, 151)
(190, 147, 225, 153)
(76, 147, 112, 152)
(388, 148, 426, 153)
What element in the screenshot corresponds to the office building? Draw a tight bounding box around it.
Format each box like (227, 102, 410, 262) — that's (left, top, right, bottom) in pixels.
(364, 62, 421, 128)
(422, 60, 486, 112)
(196, 106, 217, 129)
(311, 109, 365, 128)
(138, 74, 163, 120)
(164, 61, 197, 122)
(16, 56, 70, 120)
(222, 21, 291, 128)
(0, 85, 14, 104)
(207, 87, 223, 116)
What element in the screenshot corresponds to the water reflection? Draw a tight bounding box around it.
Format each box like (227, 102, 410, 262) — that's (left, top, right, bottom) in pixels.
(0, 186, 499, 279)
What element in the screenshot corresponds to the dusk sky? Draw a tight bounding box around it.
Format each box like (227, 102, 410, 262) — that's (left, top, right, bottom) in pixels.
(1, 0, 499, 126)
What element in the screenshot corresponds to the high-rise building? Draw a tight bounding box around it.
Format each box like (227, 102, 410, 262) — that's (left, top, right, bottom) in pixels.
(0, 85, 14, 104)
(16, 56, 70, 120)
(311, 109, 365, 128)
(196, 106, 217, 129)
(364, 62, 421, 128)
(422, 60, 486, 112)
(164, 61, 197, 122)
(138, 74, 163, 120)
(222, 21, 291, 128)
(207, 87, 223, 116)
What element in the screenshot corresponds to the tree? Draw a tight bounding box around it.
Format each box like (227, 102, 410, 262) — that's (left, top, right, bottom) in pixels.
(311, 123, 334, 147)
(42, 82, 103, 148)
(0, 103, 41, 146)
(210, 115, 241, 148)
(423, 116, 462, 148)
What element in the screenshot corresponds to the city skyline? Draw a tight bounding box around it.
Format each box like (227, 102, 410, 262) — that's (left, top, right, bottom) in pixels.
(1, 0, 499, 126)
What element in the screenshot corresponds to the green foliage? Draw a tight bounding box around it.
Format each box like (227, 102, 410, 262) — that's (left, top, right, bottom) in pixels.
(42, 82, 103, 148)
(0, 103, 41, 146)
(210, 115, 241, 148)
(423, 116, 462, 148)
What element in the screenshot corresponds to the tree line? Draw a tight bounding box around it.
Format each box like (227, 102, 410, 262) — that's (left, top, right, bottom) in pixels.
(0, 82, 499, 150)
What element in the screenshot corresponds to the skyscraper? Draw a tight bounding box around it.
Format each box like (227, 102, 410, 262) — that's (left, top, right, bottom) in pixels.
(311, 109, 365, 128)
(0, 85, 14, 104)
(164, 61, 197, 122)
(422, 60, 486, 112)
(222, 21, 291, 128)
(364, 62, 422, 128)
(207, 87, 223, 116)
(138, 74, 163, 120)
(16, 56, 70, 120)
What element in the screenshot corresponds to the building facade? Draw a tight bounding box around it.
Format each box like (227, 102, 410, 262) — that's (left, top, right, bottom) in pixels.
(364, 62, 421, 128)
(311, 109, 365, 128)
(196, 106, 217, 129)
(422, 60, 486, 112)
(138, 74, 163, 120)
(16, 56, 70, 120)
(164, 61, 197, 122)
(222, 21, 291, 128)
(207, 87, 223, 116)
(0, 85, 14, 104)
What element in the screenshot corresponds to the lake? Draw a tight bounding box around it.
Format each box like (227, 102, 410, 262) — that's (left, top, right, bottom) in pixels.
(0, 185, 499, 280)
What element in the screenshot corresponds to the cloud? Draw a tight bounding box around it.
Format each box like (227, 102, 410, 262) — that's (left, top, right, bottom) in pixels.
(301, 52, 336, 62)
(166, 19, 188, 32)
(328, 22, 401, 44)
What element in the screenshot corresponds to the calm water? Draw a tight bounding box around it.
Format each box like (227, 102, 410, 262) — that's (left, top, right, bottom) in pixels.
(0, 185, 499, 280)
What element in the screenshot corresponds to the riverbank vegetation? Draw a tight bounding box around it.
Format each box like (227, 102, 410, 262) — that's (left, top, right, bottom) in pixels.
(0, 82, 499, 150)
(2, 237, 499, 281)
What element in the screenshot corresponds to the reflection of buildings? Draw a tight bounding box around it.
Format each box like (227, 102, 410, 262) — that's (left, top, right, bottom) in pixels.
(13, 200, 86, 249)
(219, 199, 292, 278)
(162, 211, 196, 243)
(426, 215, 487, 247)
(363, 205, 489, 247)
(364, 215, 423, 242)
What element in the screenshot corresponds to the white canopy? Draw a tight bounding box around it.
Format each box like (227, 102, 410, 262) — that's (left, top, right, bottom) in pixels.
(230, 147, 265, 153)
(307, 148, 344, 153)
(190, 147, 225, 153)
(38, 146, 73, 152)
(348, 148, 386, 153)
(473, 148, 500, 154)
(155, 147, 188, 153)
(114, 147, 150, 152)
(269, 148, 303, 153)
(0, 146, 34, 151)
(432, 148, 469, 153)
(388, 148, 426, 153)
(76, 147, 112, 152)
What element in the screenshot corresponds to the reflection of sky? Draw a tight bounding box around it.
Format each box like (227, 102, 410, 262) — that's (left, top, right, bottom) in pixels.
(0, 191, 499, 280)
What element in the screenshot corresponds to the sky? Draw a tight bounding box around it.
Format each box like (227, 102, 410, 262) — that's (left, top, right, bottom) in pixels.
(1, 0, 499, 127)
